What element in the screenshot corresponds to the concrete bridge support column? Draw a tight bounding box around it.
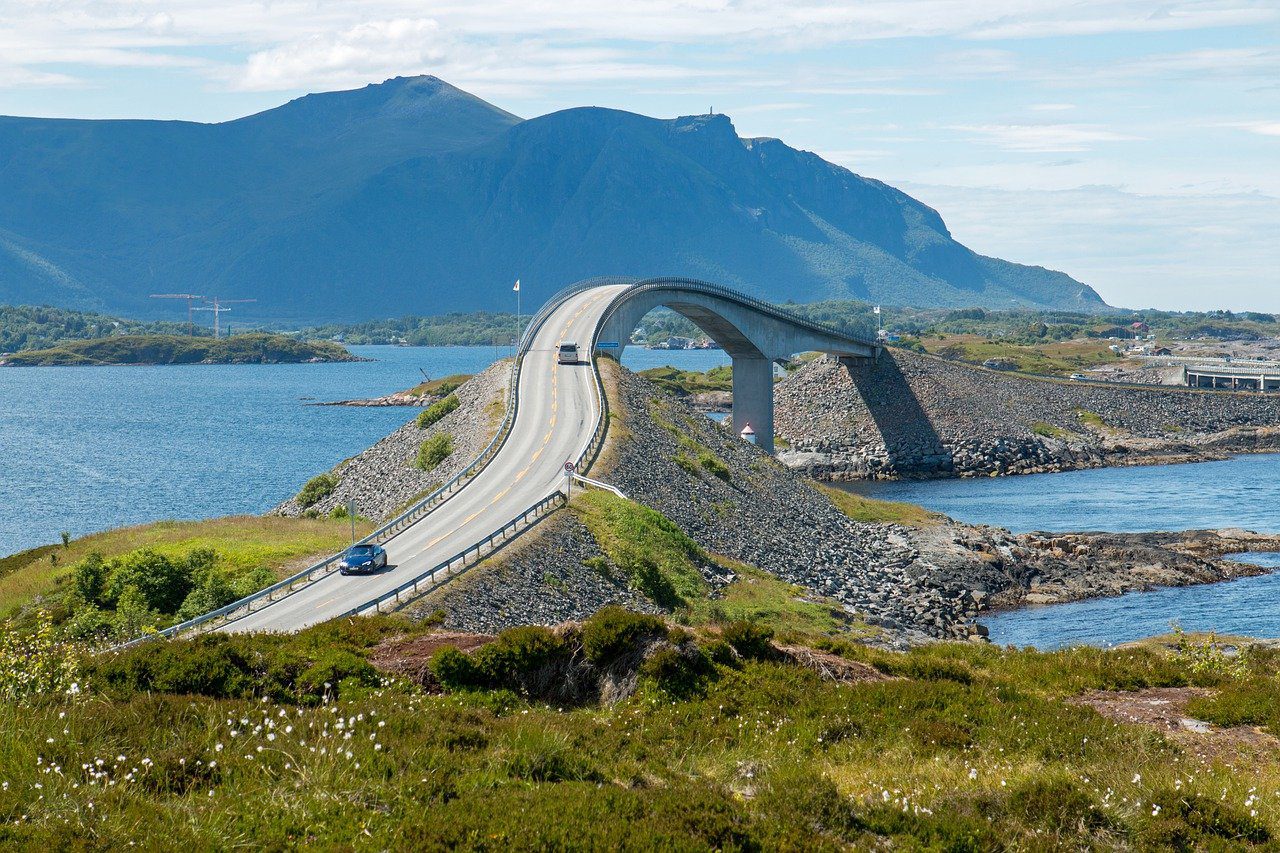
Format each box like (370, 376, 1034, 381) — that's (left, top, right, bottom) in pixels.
(732, 356, 774, 454)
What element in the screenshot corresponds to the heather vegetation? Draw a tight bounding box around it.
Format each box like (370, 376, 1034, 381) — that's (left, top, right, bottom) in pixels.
(3, 607, 1280, 847)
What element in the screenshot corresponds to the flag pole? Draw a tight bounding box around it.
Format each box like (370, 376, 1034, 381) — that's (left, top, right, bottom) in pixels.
(513, 279, 522, 356)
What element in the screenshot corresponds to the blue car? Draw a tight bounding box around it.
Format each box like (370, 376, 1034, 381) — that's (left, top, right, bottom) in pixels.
(338, 544, 387, 575)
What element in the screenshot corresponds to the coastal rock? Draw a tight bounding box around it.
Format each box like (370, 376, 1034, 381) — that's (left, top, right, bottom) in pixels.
(775, 349, 1280, 481)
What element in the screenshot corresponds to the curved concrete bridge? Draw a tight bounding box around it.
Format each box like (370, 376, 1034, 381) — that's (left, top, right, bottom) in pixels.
(156, 276, 876, 635)
(594, 277, 879, 452)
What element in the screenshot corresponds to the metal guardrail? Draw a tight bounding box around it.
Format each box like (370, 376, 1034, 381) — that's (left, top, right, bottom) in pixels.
(571, 472, 626, 499)
(116, 277, 635, 647)
(337, 493, 567, 618)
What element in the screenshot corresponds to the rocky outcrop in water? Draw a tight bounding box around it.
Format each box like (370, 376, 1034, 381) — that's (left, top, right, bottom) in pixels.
(775, 349, 1280, 480)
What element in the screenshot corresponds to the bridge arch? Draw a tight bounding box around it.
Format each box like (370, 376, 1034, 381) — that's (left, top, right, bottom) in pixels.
(591, 277, 879, 453)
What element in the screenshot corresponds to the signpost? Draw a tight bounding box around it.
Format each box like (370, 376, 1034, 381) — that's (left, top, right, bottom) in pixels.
(564, 460, 576, 498)
(597, 341, 620, 349)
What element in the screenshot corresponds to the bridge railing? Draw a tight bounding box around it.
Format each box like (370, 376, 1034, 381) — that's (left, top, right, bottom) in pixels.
(337, 492, 567, 618)
(598, 276, 881, 350)
(114, 277, 633, 647)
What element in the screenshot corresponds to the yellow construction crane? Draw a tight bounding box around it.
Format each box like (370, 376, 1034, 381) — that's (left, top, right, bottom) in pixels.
(149, 293, 204, 335)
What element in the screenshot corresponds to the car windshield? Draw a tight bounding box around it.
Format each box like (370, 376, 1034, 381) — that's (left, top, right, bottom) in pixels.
(560, 344, 576, 350)
(347, 546, 373, 556)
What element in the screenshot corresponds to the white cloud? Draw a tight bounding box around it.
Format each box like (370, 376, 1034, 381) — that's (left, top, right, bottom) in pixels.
(1222, 120, 1280, 137)
(234, 19, 448, 91)
(948, 123, 1142, 153)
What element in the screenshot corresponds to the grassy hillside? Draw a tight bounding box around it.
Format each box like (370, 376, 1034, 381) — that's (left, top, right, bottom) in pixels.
(0, 333, 358, 366)
(0, 515, 369, 627)
(2, 611, 1278, 847)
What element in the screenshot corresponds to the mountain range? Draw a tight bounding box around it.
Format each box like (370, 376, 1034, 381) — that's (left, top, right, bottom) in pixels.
(0, 76, 1105, 321)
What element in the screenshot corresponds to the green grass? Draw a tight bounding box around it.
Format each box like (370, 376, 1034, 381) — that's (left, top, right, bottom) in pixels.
(0, 516, 370, 618)
(817, 483, 944, 527)
(0, 333, 356, 366)
(1031, 421, 1071, 439)
(1077, 409, 1107, 429)
(688, 562, 873, 639)
(922, 334, 1123, 376)
(638, 364, 733, 396)
(4, 613, 1280, 847)
(296, 472, 337, 508)
(405, 373, 472, 398)
(571, 491, 710, 608)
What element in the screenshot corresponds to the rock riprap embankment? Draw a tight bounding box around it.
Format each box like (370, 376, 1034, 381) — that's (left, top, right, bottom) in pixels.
(775, 349, 1280, 480)
(403, 513, 664, 634)
(273, 362, 509, 521)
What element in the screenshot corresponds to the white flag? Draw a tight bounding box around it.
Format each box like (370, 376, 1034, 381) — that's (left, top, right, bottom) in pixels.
(513, 279, 521, 292)
(873, 305, 881, 314)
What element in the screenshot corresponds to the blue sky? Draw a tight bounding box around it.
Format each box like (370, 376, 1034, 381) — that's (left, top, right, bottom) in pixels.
(1, 1, 1276, 311)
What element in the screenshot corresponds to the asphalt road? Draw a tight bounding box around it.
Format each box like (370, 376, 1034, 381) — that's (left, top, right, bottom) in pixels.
(224, 284, 628, 633)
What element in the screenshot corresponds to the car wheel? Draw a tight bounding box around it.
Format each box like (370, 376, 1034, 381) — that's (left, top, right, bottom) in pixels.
(340, 569, 348, 576)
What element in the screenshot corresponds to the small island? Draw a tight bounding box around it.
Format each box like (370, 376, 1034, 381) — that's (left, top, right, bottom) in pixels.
(0, 332, 363, 366)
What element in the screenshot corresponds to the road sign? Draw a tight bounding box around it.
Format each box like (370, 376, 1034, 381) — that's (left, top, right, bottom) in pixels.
(597, 341, 620, 348)
(564, 461, 577, 473)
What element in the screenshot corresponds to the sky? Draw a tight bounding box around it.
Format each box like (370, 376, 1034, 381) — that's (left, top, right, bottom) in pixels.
(0, 1, 1277, 311)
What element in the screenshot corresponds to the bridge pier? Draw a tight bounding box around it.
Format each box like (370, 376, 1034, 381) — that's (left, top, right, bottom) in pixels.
(732, 356, 774, 454)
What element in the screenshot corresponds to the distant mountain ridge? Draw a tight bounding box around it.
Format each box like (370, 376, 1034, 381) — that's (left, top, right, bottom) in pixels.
(0, 76, 1105, 321)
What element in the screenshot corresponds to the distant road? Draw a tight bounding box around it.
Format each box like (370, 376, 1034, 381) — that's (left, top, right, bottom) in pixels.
(224, 285, 628, 633)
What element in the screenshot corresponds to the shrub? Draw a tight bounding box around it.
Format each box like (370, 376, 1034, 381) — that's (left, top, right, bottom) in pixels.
(581, 607, 665, 666)
(417, 434, 454, 469)
(1142, 790, 1270, 846)
(430, 646, 482, 691)
(103, 549, 193, 613)
(297, 473, 338, 508)
(721, 621, 775, 661)
(472, 626, 567, 686)
(0, 610, 81, 703)
(72, 551, 108, 604)
(417, 393, 460, 429)
(639, 646, 712, 698)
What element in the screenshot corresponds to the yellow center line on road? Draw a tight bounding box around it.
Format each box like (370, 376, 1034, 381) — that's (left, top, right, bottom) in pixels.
(314, 597, 337, 610)
(396, 289, 615, 568)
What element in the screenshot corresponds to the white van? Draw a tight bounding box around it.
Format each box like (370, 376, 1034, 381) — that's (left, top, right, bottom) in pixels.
(557, 342, 579, 365)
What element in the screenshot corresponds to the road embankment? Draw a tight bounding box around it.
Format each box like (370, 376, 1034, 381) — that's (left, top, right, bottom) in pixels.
(272, 362, 509, 521)
(775, 348, 1280, 481)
